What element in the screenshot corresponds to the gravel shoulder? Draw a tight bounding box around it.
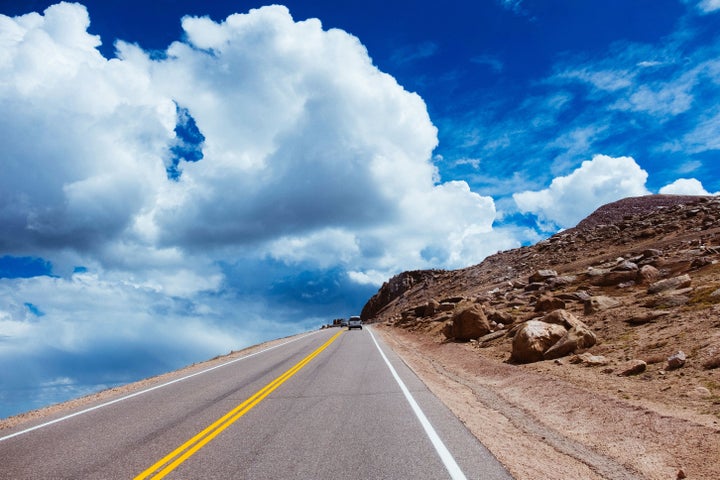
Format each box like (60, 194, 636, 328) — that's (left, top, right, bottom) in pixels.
(374, 325, 720, 480)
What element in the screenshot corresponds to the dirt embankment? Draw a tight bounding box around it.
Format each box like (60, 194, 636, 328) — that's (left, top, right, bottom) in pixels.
(365, 195, 720, 480)
(376, 326, 719, 480)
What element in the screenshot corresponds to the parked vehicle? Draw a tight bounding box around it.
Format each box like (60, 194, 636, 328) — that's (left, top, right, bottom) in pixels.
(348, 316, 362, 330)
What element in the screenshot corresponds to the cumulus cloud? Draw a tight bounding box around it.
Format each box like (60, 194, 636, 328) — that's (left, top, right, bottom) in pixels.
(0, 3, 500, 279)
(0, 3, 505, 415)
(659, 178, 719, 195)
(513, 155, 651, 230)
(0, 3, 174, 255)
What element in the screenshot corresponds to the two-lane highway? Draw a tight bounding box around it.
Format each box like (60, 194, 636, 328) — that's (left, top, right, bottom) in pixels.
(0, 327, 512, 479)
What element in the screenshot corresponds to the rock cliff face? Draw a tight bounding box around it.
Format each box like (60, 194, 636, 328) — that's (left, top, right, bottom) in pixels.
(362, 195, 720, 374)
(360, 270, 441, 321)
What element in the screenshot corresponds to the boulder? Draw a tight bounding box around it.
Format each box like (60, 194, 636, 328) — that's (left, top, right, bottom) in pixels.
(569, 353, 610, 367)
(637, 265, 661, 284)
(423, 299, 440, 317)
(510, 320, 567, 363)
(439, 302, 456, 312)
(612, 260, 638, 271)
(529, 270, 557, 283)
(450, 304, 491, 341)
(558, 290, 592, 302)
(547, 275, 577, 289)
(584, 295, 620, 314)
(702, 354, 720, 370)
(485, 307, 515, 325)
(619, 359, 647, 376)
(590, 269, 638, 286)
(666, 351, 687, 370)
(534, 295, 566, 313)
(647, 274, 692, 294)
(541, 309, 585, 330)
(543, 324, 597, 360)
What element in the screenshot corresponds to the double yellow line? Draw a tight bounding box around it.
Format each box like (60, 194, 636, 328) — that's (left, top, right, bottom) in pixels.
(135, 330, 344, 479)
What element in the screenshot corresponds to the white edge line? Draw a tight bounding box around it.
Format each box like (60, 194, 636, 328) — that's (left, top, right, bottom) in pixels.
(0, 330, 321, 442)
(367, 326, 467, 480)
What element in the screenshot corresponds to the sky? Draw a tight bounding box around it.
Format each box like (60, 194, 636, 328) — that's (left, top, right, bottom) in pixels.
(1, 0, 719, 418)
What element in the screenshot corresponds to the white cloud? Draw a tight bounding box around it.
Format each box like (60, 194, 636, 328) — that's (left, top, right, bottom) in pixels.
(0, 3, 174, 256)
(676, 108, 720, 153)
(513, 155, 651, 230)
(612, 80, 695, 117)
(698, 0, 720, 13)
(347, 270, 390, 286)
(0, 3, 501, 280)
(659, 178, 719, 195)
(267, 229, 361, 268)
(557, 68, 633, 92)
(0, 2, 510, 413)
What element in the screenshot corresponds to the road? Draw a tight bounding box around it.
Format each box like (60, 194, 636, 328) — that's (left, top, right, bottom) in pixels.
(0, 327, 512, 479)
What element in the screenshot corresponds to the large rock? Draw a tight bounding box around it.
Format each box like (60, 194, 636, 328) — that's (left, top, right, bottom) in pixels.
(637, 265, 661, 284)
(590, 269, 638, 286)
(449, 304, 491, 341)
(584, 295, 620, 314)
(619, 359, 647, 376)
(534, 295, 566, 313)
(666, 351, 687, 370)
(541, 309, 584, 329)
(569, 353, 610, 367)
(529, 270, 557, 283)
(647, 274, 692, 294)
(485, 306, 515, 325)
(422, 299, 440, 317)
(510, 320, 567, 363)
(544, 324, 597, 360)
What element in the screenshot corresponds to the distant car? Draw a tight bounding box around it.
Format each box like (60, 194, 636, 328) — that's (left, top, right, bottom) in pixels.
(340, 319, 348, 327)
(348, 316, 362, 330)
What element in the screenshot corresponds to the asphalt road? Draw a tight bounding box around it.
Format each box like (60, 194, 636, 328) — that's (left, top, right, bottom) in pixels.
(0, 327, 512, 479)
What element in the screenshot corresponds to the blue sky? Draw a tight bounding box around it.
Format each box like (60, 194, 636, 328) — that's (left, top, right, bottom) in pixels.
(1, 0, 719, 418)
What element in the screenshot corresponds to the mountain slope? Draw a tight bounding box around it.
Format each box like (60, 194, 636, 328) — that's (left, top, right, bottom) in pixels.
(365, 194, 720, 479)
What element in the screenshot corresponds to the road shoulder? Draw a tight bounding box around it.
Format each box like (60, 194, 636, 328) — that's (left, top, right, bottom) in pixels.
(373, 324, 720, 480)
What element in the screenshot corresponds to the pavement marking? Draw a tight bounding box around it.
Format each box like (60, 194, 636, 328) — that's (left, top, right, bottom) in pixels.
(0, 330, 321, 443)
(134, 329, 344, 480)
(367, 326, 467, 480)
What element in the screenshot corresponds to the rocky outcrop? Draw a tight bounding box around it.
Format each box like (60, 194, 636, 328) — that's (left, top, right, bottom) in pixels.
(361, 195, 720, 385)
(361, 270, 440, 321)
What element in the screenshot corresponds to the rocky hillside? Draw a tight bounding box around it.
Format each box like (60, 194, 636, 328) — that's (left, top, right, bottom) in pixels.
(363, 194, 720, 413)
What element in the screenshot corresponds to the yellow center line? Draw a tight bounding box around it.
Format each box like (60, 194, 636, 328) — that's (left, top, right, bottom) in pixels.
(134, 330, 344, 480)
